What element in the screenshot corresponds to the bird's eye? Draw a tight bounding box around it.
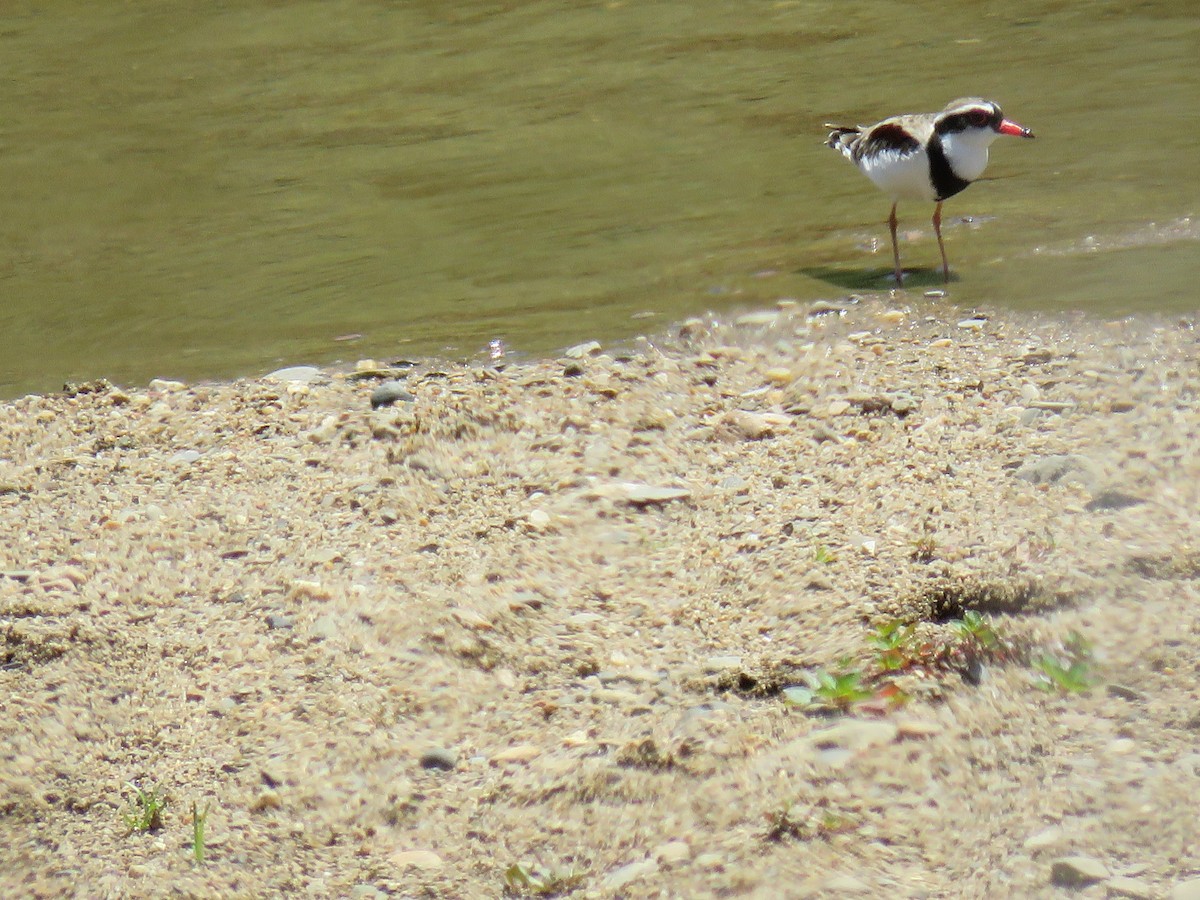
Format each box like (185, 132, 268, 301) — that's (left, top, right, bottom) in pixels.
(969, 111, 989, 127)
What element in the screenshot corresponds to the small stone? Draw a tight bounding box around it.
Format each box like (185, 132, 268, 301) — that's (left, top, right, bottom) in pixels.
(603, 858, 658, 891)
(808, 300, 846, 317)
(419, 747, 458, 771)
(390, 849, 444, 871)
(370, 381, 415, 409)
(564, 340, 601, 359)
(895, 719, 942, 739)
(168, 449, 202, 465)
(287, 580, 333, 601)
(725, 410, 776, 440)
(1023, 826, 1065, 851)
(703, 655, 742, 673)
(350, 886, 386, 900)
(889, 392, 918, 416)
(265, 614, 294, 630)
(1106, 875, 1156, 899)
(1086, 491, 1145, 512)
(590, 687, 641, 706)
(1015, 454, 1097, 489)
(451, 607, 493, 630)
(308, 615, 338, 641)
(1051, 856, 1109, 887)
(149, 378, 187, 392)
(264, 365, 323, 384)
(764, 367, 793, 385)
(527, 509, 551, 529)
(1173, 877, 1200, 900)
(655, 841, 691, 864)
(1107, 738, 1137, 755)
(617, 483, 691, 506)
(734, 311, 781, 327)
(808, 719, 898, 752)
(307, 415, 340, 443)
(826, 399, 851, 416)
(957, 317, 987, 330)
(490, 744, 541, 766)
(1106, 684, 1145, 702)
(250, 790, 282, 812)
(823, 874, 870, 893)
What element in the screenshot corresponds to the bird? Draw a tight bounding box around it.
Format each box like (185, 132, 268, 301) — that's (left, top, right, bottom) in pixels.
(825, 98, 1034, 285)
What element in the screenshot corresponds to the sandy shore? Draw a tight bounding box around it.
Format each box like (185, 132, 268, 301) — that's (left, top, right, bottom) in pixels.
(2, 298, 1199, 899)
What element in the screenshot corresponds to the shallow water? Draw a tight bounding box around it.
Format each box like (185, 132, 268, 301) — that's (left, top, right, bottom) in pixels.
(2, 1, 1197, 396)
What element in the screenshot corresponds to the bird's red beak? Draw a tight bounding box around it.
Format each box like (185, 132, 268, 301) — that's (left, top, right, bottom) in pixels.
(998, 118, 1035, 138)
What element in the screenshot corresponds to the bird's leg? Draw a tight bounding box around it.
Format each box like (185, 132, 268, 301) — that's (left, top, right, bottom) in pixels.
(932, 201, 950, 283)
(887, 202, 902, 285)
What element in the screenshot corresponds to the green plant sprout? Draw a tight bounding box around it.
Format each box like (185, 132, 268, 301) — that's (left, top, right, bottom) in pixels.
(784, 660, 875, 712)
(866, 621, 917, 671)
(503, 861, 585, 897)
(121, 782, 165, 834)
(192, 801, 211, 863)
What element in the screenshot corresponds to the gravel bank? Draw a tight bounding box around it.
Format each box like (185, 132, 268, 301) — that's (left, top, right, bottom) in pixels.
(2, 298, 1199, 898)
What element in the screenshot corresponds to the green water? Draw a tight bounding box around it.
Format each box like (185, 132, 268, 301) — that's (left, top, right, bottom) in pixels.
(2, 1, 1197, 396)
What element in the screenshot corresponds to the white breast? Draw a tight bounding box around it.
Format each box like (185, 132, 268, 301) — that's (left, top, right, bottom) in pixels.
(939, 129, 998, 183)
(858, 146, 937, 202)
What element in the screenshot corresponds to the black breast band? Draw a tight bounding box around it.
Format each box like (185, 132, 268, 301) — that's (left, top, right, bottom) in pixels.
(927, 135, 971, 201)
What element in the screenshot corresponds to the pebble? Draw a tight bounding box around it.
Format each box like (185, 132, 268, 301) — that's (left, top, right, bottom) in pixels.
(895, 719, 942, 739)
(1085, 490, 1145, 512)
(263, 365, 323, 384)
(654, 841, 691, 864)
(250, 790, 282, 812)
(1050, 856, 1109, 886)
(308, 615, 338, 641)
(1106, 684, 1145, 702)
(590, 687, 642, 706)
(703, 655, 742, 673)
(724, 409, 777, 440)
(564, 340, 601, 359)
(616, 483, 691, 506)
(823, 874, 871, 893)
(808, 300, 846, 316)
(603, 858, 658, 891)
(390, 849, 444, 871)
(419, 747, 458, 771)
(370, 381, 415, 409)
(490, 744, 541, 766)
(1106, 876, 1157, 899)
(451, 607, 494, 631)
(264, 614, 294, 630)
(148, 378, 187, 392)
(1023, 826, 1065, 851)
(1174, 878, 1200, 900)
(168, 449, 202, 465)
(1015, 454, 1098, 489)
(807, 719, 898, 752)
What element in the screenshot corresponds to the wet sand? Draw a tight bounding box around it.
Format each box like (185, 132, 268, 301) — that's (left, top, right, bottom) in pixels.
(2, 298, 1199, 898)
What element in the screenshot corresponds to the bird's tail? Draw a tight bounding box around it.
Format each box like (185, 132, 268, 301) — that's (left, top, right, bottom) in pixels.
(824, 124, 861, 159)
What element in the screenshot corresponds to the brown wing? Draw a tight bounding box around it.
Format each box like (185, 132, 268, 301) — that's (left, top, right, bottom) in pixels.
(854, 122, 921, 161)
